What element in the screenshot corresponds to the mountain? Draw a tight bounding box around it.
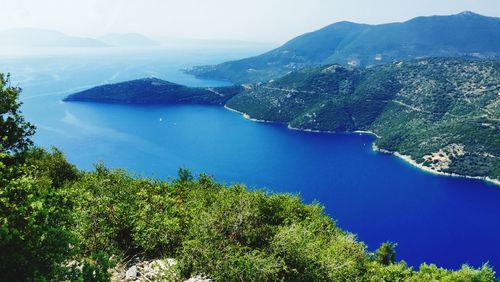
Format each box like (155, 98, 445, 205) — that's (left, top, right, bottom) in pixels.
(187, 12, 500, 83)
(0, 28, 107, 48)
(98, 33, 159, 47)
(64, 78, 243, 105)
(65, 58, 500, 182)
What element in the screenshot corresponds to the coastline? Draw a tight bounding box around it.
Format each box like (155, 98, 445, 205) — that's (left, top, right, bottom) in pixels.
(288, 125, 382, 138)
(225, 105, 500, 186)
(353, 130, 381, 138)
(372, 144, 500, 186)
(288, 125, 337, 134)
(224, 105, 279, 124)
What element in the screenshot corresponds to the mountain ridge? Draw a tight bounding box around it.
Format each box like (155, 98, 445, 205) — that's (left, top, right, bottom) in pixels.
(186, 11, 500, 83)
(0, 28, 108, 48)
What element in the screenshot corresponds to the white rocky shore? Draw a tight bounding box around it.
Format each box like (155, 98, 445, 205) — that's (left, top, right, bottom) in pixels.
(224, 105, 277, 123)
(110, 258, 211, 282)
(372, 144, 500, 186)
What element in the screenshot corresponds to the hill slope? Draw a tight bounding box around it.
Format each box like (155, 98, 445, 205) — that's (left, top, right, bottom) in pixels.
(187, 12, 500, 83)
(226, 58, 500, 182)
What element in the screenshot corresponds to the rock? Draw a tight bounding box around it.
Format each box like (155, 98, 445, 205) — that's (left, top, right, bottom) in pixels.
(113, 258, 180, 281)
(144, 258, 178, 280)
(147, 259, 168, 277)
(66, 260, 83, 272)
(185, 275, 212, 282)
(125, 265, 137, 280)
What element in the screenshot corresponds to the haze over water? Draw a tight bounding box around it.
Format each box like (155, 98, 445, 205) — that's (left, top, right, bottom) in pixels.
(2, 47, 500, 271)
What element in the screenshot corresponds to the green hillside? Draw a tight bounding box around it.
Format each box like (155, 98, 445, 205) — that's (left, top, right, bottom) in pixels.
(226, 58, 500, 181)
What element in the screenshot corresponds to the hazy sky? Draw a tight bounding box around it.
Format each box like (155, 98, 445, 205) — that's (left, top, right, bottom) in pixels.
(1, 0, 499, 43)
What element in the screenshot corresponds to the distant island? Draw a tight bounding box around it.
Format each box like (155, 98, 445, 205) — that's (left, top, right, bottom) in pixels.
(66, 58, 500, 185)
(0, 28, 108, 48)
(64, 78, 242, 105)
(186, 11, 500, 83)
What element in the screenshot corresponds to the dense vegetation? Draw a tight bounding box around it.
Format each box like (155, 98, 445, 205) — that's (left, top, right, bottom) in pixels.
(187, 12, 500, 83)
(64, 78, 243, 105)
(226, 58, 500, 181)
(2, 74, 499, 280)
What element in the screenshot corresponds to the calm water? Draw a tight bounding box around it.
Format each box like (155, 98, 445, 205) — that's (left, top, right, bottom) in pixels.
(2, 48, 499, 271)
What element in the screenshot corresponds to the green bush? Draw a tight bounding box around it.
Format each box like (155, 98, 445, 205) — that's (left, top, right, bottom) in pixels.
(69, 164, 141, 256)
(0, 167, 76, 280)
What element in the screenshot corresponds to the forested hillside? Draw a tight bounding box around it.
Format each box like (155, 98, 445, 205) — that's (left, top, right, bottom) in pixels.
(227, 58, 500, 182)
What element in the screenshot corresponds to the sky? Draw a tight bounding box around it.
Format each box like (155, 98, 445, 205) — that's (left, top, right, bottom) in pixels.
(1, 0, 499, 44)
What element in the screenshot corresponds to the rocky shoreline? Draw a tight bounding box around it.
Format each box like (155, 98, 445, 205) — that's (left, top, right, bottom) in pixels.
(224, 105, 278, 123)
(372, 144, 500, 186)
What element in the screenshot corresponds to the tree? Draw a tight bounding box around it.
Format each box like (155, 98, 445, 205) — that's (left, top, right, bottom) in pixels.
(0, 173, 76, 280)
(178, 167, 193, 182)
(0, 73, 35, 155)
(0, 74, 76, 280)
(376, 241, 397, 265)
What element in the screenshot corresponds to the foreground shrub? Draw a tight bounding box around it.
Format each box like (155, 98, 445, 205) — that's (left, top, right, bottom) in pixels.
(0, 166, 76, 280)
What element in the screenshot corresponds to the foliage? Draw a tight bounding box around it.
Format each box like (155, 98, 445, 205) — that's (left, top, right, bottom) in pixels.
(80, 252, 114, 282)
(0, 151, 77, 281)
(0, 73, 35, 155)
(413, 263, 496, 282)
(67, 168, 496, 281)
(0, 79, 78, 280)
(375, 242, 397, 265)
(68, 164, 143, 256)
(24, 147, 80, 188)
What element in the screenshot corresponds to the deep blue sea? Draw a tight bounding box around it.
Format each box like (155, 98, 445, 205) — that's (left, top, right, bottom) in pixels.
(1, 47, 499, 271)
